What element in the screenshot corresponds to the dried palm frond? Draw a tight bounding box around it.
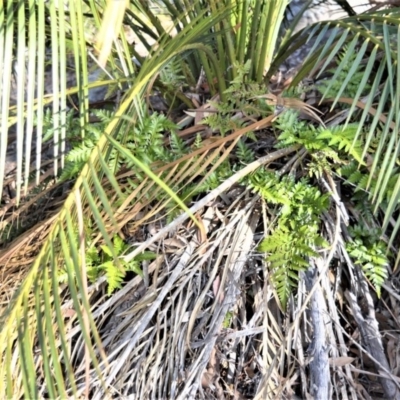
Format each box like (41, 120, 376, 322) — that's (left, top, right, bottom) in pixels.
(253, 93, 326, 127)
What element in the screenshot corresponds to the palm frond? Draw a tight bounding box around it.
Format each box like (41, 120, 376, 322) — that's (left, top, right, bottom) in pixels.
(0, 4, 237, 397)
(285, 10, 400, 251)
(2, 1, 400, 398)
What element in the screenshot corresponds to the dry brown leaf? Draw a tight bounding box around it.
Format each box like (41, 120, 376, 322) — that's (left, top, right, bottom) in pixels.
(184, 101, 219, 126)
(163, 238, 186, 248)
(253, 93, 326, 127)
(201, 371, 214, 389)
(329, 356, 355, 367)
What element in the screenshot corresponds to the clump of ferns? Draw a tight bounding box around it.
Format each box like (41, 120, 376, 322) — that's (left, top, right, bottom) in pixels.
(85, 235, 155, 295)
(202, 60, 271, 136)
(338, 160, 397, 293)
(58, 225, 155, 295)
(317, 44, 372, 100)
(248, 170, 389, 308)
(338, 163, 391, 294)
(346, 225, 389, 297)
(275, 110, 364, 171)
(247, 110, 391, 307)
(60, 107, 186, 182)
(248, 171, 329, 308)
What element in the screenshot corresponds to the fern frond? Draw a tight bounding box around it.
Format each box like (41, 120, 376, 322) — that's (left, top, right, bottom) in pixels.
(257, 175, 329, 309)
(102, 260, 126, 295)
(236, 140, 255, 164)
(346, 226, 389, 297)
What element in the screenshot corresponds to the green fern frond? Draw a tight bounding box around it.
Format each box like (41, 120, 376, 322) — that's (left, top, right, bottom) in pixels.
(160, 57, 186, 90)
(346, 232, 389, 297)
(89, 236, 150, 295)
(193, 133, 203, 149)
(169, 130, 187, 156)
(248, 171, 290, 205)
(127, 112, 178, 164)
(317, 44, 371, 99)
(236, 140, 255, 164)
(276, 112, 364, 164)
(271, 268, 295, 308)
(326, 125, 364, 164)
(256, 174, 329, 309)
(102, 260, 126, 295)
(92, 108, 114, 123)
(224, 60, 252, 92)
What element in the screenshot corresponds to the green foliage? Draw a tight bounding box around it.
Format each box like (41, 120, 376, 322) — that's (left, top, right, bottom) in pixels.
(59, 109, 114, 180)
(60, 108, 182, 181)
(339, 160, 400, 214)
(269, 109, 392, 300)
(159, 57, 189, 91)
(270, 110, 393, 301)
(236, 139, 255, 164)
(274, 110, 367, 179)
(346, 225, 389, 297)
(202, 61, 270, 136)
(169, 130, 187, 155)
(53, 73, 395, 311)
(126, 112, 179, 165)
(276, 110, 363, 160)
(58, 81, 264, 231)
(317, 125, 364, 164)
(193, 133, 203, 149)
(251, 173, 329, 308)
(8, 1, 400, 397)
(86, 235, 155, 295)
(58, 230, 155, 295)
(317, 45, 371, 99)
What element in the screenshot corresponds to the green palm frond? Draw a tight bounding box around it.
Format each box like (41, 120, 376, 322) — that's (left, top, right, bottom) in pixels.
(0, 3, 235, 397)
(2, 1, 400, 397)
(283, 10, 400, 251)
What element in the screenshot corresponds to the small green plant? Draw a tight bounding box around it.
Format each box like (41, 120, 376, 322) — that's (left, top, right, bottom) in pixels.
(201, 61, 270, 136)
(346, 225, 389, 297)
(57, 226, 155, 295)
(317, 45, 371, 99)
(59, 107, 185, 181)
(159, 57, 188, 91)
(86, 235, 155, 295)
(125, 112, 179, 165)
(250, 173, 329, 308)
(276, 110, 363, 160)
(236, 139, 255, 165)
(59, 109, 114, 180)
